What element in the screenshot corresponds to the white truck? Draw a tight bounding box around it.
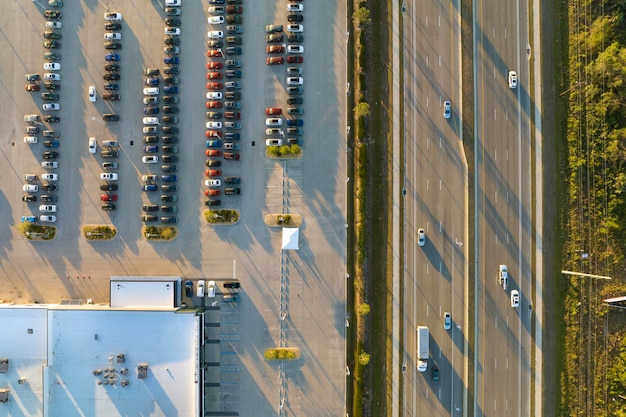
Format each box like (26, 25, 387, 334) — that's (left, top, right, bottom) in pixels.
(416, 326, 429, 372)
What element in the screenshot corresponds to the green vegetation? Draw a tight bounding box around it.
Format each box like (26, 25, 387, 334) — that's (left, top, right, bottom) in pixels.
(17, 222, 56, 240)
(264, 347, 300, 360)
(266, 144, 302, 158)
(204, 209, 240, 224)
(143, 226, 178, 241)
(82, 225, 116, 240)
(560, 0, 626, 415)
(264, 213, 303, 227)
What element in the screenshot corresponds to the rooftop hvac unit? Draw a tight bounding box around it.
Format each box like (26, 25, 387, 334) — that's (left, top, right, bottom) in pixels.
(0, 359, 8, 373)
(116, 353, 125, 363)
(121, 380, 129, 387)
(0, 388, 8, 403)
(93, 369, 103, 376)
(137, 363, 148, 379)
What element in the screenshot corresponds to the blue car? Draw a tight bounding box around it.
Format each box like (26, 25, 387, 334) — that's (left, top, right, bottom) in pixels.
(142, 184, 158, 192)
(224, 132, 241, 141)
(145, 78, 159, 86)
(143, 107, 159, 114)
(21, 216, 37, 223)
(206, 140, 222, 148)
(185, 281, 193, 297)
(144, 145, 158, 153)
(105, 53, 121, 61)
(164, 56, 179, 65)
(161, 175, 178, 183)
(287, 119, 304, 127)
(163, 86, 179, 94)
(43, 140, 60, 148)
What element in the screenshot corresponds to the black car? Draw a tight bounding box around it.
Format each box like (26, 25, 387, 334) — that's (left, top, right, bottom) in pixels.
(164, 66, 179, 74)
(162, 184, 178, 192)
(100, 183, 118, 191)
(143, 136, 158, 143)
(104, 73, 120, 81)
(101, 150, 119, 158)
(163, 77, 179, 85)
(104, 83, 119, 90)
(161, 165, 177, 172)
(43, 151, 59, 159)
(225, 46, 242, 55)
(162, 155, 178, 162)
(165, 7, 181, 16)
(144, 107, 159, 115)
(225, 91, 242, 100)
(205, 159, 221, 167)
(162, 136, 179, 143)
(287, 86, 303, 95)
(207, 40, 223, 48)
(287, 97, 303, 105)
(223, 281, 240, 288)
(41, 195, 58, 202)
(161, 216, 177, 224)
(22, 195, 37, 202)
(104, 41, 122, 50)
(185, 281, 193, 297)
(431, 365, 439, 383)
(102, 114, 120, 121)
(224, 187, 241, 195)
(43, 31, 62, 40)
(161, 194, 178, 202)
(288, 34, 304, 43)
(141, 215, 158, 222)
(164, 36, 181, 45)
(102, 204, 116, 211)
(288, 14, 304, 22)
(142, 204, 159, 212)
(41, 92, 59, 100)
(160, 205, 178, 212)
(163, 96, 179, 104)
(44, 10, 62, 19)
(165, 18, 181, 26)
(162, 116, 179, 124)
(266, 34, 283, 43)
(45, 83, 60, 90)
(105, 22, 122, 30)
(205, 199, 221, 206)
(225, 15, 242, 24)
(102, 93, 120, 101)
(104, 63, 120, 71)
(163, 106, 179, 114)
(44, 115, 60, 123)
(224, 176, 241, 184)
(42, 183, 58, 192)
(44, 52, 61, 60)
(162, 146, 178, 154)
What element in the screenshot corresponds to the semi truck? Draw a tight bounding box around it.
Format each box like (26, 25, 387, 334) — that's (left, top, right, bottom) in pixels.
(416, 326, 429, 372)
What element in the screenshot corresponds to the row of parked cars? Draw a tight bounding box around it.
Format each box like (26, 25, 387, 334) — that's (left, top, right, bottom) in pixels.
(99, 13, 124, 121)
(138, 3, 183, 224)
(203, 2, 246, 205)
(20, 5, 65, 224)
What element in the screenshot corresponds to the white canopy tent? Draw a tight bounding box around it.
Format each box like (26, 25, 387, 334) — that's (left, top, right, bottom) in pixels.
(281, 227, 300, 250)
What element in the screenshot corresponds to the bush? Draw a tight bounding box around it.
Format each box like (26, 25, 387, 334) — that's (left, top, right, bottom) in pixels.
(83, 225, 116, 240)
(204, 209, 240, 224)
(18, 222, 56, 240)
(353, 7, 371, 27)
(264, 347, 301, 360)
(266, 144, 302, 158)
(143, 226, 178, 241)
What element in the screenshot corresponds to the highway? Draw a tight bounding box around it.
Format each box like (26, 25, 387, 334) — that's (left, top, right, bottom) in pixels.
(401, 0, 467, 414)
(473, 0, 536, 414)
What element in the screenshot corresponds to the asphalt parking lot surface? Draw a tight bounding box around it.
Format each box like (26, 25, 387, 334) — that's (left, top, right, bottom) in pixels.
(0, 1, 346, 415)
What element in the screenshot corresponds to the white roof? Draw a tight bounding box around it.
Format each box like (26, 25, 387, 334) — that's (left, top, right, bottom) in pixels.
(281, 227, 300, 250)
(110, 277, 180, 308)
(0, 306, 199, 417)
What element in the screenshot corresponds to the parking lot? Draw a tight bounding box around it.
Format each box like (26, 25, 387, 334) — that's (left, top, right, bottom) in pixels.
(0, 0, 347, 415)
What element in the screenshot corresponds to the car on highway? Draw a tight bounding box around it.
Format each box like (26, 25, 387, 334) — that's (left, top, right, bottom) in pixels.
(443, 101, 451, 119)
(417, 228, 425, 246)
(510, 290, 520, 308)
(508, 70, 518, 88)
(498, 265, 508, 290)
(431, 365, 439, 383)
(443, 312, 451, 330)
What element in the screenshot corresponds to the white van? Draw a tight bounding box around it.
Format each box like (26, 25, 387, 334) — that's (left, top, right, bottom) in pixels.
(197, 280, 205, 297)
(24, 114, 40, 122)
(24, 136, 38, 144)
(143, 87, 159, 96)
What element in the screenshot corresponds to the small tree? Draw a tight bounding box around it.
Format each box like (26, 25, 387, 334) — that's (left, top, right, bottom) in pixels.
(358, 351, 370, 366)
(353, 7, 371, 27)
(354, 102, 370, 117)
(358, 303, 370, 316)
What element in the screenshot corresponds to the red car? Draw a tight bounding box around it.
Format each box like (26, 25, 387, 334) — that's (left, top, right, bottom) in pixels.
(100, 194, 118, 201)
(207, 82, 223, 90)
(266, 107, 282, 116)
(226, 5, 243, 14)
(205, 189, 221, 196)
(206, 149, 222, 156)
(205, 169, 222, 177)
(287, 55, 304, 64)
(207, 62, 223, 69)
(225, 111, 241, 119)
(266, 45, 284, 54)
(224, 152, 241, 160)
(266, 57, 284, 65)
(25, 84, 40, 92)
(206, 101, 223, 108)
(206, 130, 222, 138)
(207, 72, 223, 80)
(207, 49, 223, 57)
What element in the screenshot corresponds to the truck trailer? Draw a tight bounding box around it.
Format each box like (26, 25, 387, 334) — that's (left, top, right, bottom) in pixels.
(417, 326, 429, 372)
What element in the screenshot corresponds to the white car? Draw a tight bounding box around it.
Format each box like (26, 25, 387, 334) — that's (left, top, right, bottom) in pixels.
(266, 139, 283, 146)
(41, 173, 58, 181)
(100, 173, 119, 181)
(207, 280, 216, 298)
(443, 312, 451, 330)
(287, 3, 303, 12)
(143, 87, 159, 96)
(43, 103, 60, 111)
(39, 204, 57, 213)
(286, 77, 303, 85)
(443, 101, 451, 119)
(207, 31, 223, 39)
(508, 71, 518, 88)
(88, 86, 97, 102)
(207, 92, 223, 100)
(142, 156, 159, 164)
(417, 228, 425, 246)
(43, 63, 61, 71)
(88, 137, 97, 154)
(44, 73, 61, 81)
(42, 161, 58, 169)
(24, 137, 38, 144)
(205, 179, 221, 187)
(164, 27, 181, 36)
(197, 280, 205, 297)
(143, 117, 160, 125)
(40, 215, 57, 223)
(104, 32, 122, 40)
(287, 24, 303, 33)
(208, 16, 225, 25)
(265, 128, 284, 136)
(45, 21, 62, 29)
(23, 184, 39, 193)
(510, 290, 520, 308)
(104, 12, 122, 21)
(499, 264, 508, 290)
(206, 121, 222, 129)
(165, 0, 181, 5)
(287, 45, 304, 54)
(266, 118, 283, 126)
